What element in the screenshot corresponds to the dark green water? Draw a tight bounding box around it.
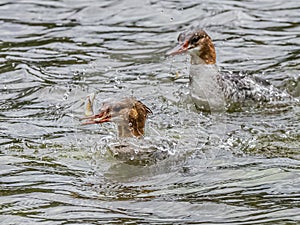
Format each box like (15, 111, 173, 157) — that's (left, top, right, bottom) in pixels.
(0, 0, 299, 224)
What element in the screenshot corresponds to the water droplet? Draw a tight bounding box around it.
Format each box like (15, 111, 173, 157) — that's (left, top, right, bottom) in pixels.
(63, 93, 69, 100)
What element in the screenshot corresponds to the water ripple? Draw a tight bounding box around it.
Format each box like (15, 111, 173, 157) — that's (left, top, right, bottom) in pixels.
(1, 0, 300, 224)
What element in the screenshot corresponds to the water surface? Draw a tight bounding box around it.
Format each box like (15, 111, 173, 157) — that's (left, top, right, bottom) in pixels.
(0, 0, 300, 224)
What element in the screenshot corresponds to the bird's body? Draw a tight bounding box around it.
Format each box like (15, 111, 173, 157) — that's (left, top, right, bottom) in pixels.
(167, 29, 291, 111)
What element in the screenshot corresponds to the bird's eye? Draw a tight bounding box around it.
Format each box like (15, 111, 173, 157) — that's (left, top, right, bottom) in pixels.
(177, 33, 185, 43)
(190, 35, 201, 45)
(112, 105, 122, 112)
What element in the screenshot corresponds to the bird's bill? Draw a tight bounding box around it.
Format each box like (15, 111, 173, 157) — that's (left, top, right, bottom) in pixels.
(81, 110, 111, 125)
(166, 41, 189, 56)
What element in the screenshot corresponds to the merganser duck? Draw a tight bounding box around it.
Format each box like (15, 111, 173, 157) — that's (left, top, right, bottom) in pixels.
(82, 97, 152, 138)
(82, 97, 164, 163)
(167, 29, 291, 111)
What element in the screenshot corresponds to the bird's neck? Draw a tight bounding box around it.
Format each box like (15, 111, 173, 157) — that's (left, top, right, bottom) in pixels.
(190, 41, 216, 65)
(117, 124, 144, 138)
(117, 124, 134, 138)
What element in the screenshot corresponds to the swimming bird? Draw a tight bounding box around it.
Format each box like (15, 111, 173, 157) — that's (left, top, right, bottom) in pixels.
(82, 97, 152, 138)
(167, 29, 291, 111)
(81, 97, 165, 164)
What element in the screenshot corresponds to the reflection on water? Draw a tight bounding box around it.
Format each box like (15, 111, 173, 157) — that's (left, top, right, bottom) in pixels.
(0, 0, 300, 224)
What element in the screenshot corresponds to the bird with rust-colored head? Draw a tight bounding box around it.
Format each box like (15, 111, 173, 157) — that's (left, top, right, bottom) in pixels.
(82, 97, 152, 138)
(167, 29, 216, 65)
